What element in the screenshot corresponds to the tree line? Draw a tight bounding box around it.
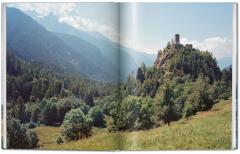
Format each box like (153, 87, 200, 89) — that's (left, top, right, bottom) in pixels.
(6, 45, 232, 148)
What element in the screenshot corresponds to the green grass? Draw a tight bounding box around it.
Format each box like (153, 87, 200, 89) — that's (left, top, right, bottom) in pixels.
(35, 99, 232, 150)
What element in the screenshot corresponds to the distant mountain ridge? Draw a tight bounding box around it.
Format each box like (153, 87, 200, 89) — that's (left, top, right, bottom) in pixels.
(7, 7, 156, 82)
(20, 9, 156, 77)
(7, 7, 119, 82)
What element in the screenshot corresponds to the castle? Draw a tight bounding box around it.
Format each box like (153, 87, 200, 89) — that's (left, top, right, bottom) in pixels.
(171, 34, 192, 50)
(154, 34, 193, 68)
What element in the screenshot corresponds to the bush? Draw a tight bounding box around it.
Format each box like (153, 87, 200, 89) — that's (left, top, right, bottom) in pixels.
(42, 101, 58, 125)
(57, 97, 89, 123)
(88, 106, 105, 127)
(154, 82, 175, 125)
(31, 105, 41, 123)
(28, 131, 39, 148)
(183, 75, 213, 118)
(56, 136, 64, 144)
(183, 101, 195, 118)
(112, 96, 154, 131)
(62, 108, 93, 141)
(138, 97, 154, 129)
(7, 118, 39, 148)
(106, 116, 117, 132)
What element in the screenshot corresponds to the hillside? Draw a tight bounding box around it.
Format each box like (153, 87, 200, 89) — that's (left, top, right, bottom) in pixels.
(7, 7, 118, 82)
(20, 9, 156, 80)
(34, 99, 232, 150)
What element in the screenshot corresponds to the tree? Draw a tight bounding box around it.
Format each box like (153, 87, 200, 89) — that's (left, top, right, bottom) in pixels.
(137, 97, 154, 129)
(57, 100, 73, 123)
(84, 94, 95, 107)
(183, 98, 196, 119)
(7, 118, 39, 148)
(28, 130, 39, 148)
(31, 106, 41, 123)
(141, 62, 146, 75)
(112, 96, 154, 131)
(7, 118, 29, 148)
(53, 80, 62, 96)
(62, 108, 93, 141)
(183, 75, 213, 118)
(154, 81, 174, 125)
(88, 106, 105, 127)
(56, 136, 64, 144)
(136, 67, 145, 83)
(42, 101, 58, 125)
(221, 65, 232, 85)
(194, 75, 213, 111)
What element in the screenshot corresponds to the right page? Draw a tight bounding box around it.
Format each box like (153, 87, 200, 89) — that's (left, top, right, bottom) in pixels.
(119, 2, 236, 150)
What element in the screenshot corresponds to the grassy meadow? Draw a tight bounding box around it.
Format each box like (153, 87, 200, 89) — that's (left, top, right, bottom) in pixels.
(34, 99, 232, 150)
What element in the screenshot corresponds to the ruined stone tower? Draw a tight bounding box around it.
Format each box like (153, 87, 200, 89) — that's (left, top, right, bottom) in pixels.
(175, 34, 180, 45)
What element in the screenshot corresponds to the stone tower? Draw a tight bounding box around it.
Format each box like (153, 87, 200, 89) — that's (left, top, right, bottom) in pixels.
(175, 34, 180, 44)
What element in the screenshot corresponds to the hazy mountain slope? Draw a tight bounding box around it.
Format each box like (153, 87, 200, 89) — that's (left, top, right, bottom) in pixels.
(55, 33, 119, 80)
(21, 12, 155, 79)
(7, 7, 117, 82)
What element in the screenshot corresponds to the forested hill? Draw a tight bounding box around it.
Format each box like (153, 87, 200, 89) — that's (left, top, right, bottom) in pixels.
(153, 43, 221, 83)
(7, 52, 115, 104)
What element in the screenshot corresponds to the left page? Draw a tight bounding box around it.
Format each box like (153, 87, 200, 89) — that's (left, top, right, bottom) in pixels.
(2, 2, 121, 150)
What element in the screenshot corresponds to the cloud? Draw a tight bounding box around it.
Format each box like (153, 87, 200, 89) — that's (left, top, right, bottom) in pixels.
(9, 3, 76, 18)
(122, 36, 232, 58)
(181, 37, 232, 59)
(9, 3, 118, 42)
(58, 15, 119, 42)
(140, 48, 158, 55)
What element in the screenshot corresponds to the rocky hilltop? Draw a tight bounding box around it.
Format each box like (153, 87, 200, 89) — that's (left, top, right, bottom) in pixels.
(154, 48, 175, 68)
(154, 34, 192, 69)
(153, 34, 221, 82)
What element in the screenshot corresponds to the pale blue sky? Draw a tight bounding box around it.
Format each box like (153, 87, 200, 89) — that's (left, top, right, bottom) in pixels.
(120, 3, 233, 58)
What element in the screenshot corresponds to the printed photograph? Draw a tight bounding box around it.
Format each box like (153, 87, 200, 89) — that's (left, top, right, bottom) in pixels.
(4, 2, 234, 150)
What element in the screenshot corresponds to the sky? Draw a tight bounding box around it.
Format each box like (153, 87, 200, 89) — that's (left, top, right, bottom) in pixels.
(120, 3, 233, 59)
(9, 2, 233, 64)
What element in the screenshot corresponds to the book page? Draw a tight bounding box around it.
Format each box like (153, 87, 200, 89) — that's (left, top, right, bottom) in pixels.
(3, 2, 122, 150)
(119, 2, 235, 150)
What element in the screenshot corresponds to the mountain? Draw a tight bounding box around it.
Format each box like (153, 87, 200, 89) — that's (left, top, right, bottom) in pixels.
(7, 7, 118, 82)
(54, 32, 119, 80)
(20, 11, 156, 78)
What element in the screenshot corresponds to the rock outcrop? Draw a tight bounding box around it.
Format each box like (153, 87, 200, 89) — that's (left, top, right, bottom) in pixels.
(154, 49, 175, 68)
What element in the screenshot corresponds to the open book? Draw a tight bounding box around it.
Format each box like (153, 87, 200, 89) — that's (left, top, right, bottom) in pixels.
(1, 2, 237, 150)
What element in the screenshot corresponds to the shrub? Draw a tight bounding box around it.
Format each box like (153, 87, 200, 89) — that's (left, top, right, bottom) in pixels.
(31, 106, 41, 123)
(62, 108, 93, 141)
(42, 101, 58, 125)
(154, 82, 174, 125)
(88, 106, 105, 127)
(57, 97, 89, 123)
(106, 116, 117, 132)
(183, 101, 195, 118)
(182, 75, 213, 118)
(112, 96, 154, 131)
(56, 136, 64, 144)
(28, 131, 39, 148)
(7, 118, 39, 148)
